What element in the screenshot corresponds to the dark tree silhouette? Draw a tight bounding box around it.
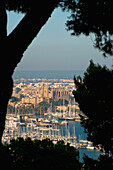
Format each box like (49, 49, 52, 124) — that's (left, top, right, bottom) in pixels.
(1, 0, 113, 142)
(0, 138, 81, 169)
(60, 0, 113, 57)
(73, 60, 113, 155)
(0, 0, 60, 142)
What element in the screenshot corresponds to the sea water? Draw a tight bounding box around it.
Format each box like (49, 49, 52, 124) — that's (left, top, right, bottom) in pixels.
(13, 70, 84, 79)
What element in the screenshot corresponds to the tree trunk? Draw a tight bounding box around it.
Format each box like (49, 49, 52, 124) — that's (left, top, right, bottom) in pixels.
(0, 76, 13, 142)
(8, 0, 59, 71)
(0, 0, 59, 142)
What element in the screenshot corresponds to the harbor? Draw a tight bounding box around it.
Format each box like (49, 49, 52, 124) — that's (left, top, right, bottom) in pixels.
(4, 76, 101, 161)
(2, 111, 100, 159)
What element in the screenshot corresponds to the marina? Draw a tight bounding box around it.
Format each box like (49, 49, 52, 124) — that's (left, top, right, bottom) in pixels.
(5, 72, 101, 161)
(2, 111, 101, 162)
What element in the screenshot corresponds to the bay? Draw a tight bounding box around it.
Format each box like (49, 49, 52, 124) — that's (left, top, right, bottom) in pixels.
(13, 70, 84, 79)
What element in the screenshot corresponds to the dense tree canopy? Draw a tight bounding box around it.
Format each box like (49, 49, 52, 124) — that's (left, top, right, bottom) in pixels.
(73, 60, 113, 155)
(60, 0, 113, 56)
(0, 138, 81, 169)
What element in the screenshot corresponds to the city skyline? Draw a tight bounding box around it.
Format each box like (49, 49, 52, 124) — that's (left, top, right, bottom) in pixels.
(7, 8, 113, 71)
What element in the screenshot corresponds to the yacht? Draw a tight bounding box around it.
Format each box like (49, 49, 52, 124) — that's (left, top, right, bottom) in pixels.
(86, 144, 95, 150)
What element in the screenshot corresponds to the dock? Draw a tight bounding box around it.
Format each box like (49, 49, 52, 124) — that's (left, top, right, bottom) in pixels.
(2, 113, 95, 150)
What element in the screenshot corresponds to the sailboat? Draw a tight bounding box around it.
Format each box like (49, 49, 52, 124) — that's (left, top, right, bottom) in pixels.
(64, 100, 75, 121)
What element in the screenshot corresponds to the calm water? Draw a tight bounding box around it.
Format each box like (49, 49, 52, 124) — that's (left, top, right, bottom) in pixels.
(69, 121, 100, 162)
(59, 121, 100, 162)
(13, 70, 84, 79)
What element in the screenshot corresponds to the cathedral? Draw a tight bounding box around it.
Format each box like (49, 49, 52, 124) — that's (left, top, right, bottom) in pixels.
(21, 83, 70, 106)
(38, 83, 70, 103)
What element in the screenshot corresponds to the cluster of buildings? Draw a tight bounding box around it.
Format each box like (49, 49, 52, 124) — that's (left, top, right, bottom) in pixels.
(9, 79, 76, 108)
(21, 83, 70, 105)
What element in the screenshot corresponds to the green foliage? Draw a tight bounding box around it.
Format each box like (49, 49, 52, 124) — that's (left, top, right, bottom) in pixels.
(73, 60, 113, 154)
(8, 99, 69, 114)
(1, 138, 81, 169)
(60, 0, 113, 56)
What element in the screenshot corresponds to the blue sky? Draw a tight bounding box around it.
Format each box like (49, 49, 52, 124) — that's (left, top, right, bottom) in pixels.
(7, 7, 113, 71)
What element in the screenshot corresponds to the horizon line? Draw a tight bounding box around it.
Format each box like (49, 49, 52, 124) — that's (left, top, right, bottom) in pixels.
(14, 69, 85, 72)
